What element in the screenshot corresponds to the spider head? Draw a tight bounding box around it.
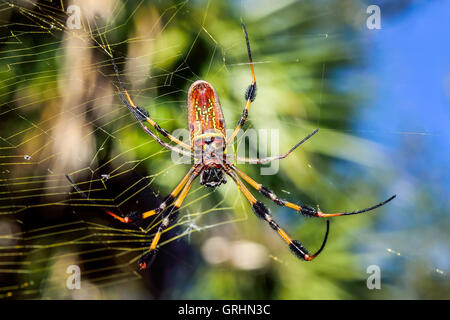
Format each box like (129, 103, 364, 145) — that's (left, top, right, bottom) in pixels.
(200, 167, 227, 188)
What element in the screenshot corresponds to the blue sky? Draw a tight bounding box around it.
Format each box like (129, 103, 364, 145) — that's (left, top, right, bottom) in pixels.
(355, 0, 450, 278)
(358, 0, 449, 186)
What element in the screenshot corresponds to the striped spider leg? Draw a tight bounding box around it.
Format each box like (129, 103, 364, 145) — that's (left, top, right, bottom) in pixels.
(223, 165, 330, 261)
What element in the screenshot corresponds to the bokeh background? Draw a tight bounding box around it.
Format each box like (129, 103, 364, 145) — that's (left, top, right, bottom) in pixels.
(0, 0, 448, 299)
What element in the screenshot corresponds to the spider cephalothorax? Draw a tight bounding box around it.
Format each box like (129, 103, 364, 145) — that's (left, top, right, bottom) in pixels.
(69, 23, 396, 270)
(199, 167, 227, 188)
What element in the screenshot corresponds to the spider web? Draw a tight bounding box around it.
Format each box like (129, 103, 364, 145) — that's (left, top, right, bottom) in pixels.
(0, 0, 446, 300)
(0, 0, 250, 299)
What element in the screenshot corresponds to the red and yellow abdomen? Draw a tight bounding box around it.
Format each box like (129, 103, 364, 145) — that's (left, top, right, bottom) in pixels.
(187, 81, 226, 165)
(187, 80, 226, 142)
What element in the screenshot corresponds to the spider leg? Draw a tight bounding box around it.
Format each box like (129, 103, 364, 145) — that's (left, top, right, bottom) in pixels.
(138, 166, 201, 269)
(111, 59, 193, 152)
(137, 116, 193, 158)
(227, 23, 257, 145)
(65, 165, 199, 224)
(236, 129, 318, 164)
(231, 165, 396, 218)
(114, 86, 192, 157)
(122, 164, 201, 224)
(224, 166, 329, 261)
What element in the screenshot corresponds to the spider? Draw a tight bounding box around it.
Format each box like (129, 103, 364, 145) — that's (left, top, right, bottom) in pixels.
(69, 23, 395, 270)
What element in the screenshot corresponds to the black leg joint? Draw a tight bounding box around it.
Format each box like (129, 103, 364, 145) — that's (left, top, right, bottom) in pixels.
(245, 83, 257, 102)
(237, 109, 248, 127)
(259, 186, 286, 206)
(157, 125, 170, 138)
(268, 220, 278, 230)
(301, 205, 317, 217)
(289, 240, 310, 260)
(259, 186, 273, 198)
(252, 201, 270, 220)
(134, 105, 149, 121)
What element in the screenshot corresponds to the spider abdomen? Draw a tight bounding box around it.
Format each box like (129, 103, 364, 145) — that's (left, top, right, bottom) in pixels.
(188, 80, 227, 167)
(187, 80, 226, 143)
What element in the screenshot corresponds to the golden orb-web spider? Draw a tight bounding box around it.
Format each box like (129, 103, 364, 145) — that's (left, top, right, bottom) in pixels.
(68, 23, 395, 270)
